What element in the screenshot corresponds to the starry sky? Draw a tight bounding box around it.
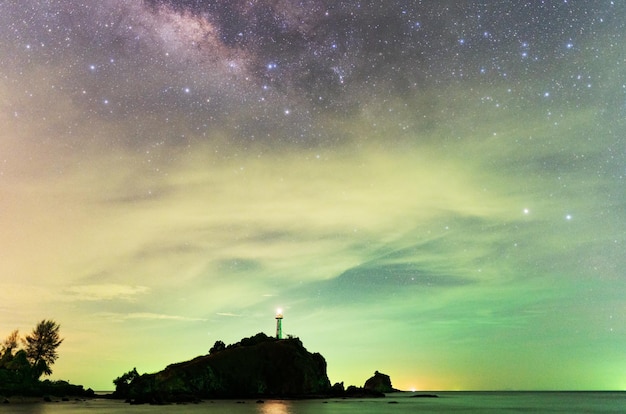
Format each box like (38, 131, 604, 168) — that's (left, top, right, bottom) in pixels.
(1, 0, 625, 391)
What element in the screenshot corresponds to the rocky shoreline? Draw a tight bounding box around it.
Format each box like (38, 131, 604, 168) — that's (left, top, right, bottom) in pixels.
(0, 379, 95, 404)
(108, 332, 435, 405)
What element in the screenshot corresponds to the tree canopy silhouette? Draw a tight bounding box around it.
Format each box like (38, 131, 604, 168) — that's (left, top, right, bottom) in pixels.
(23, 320, 63, 379)
(112, 367, 140, 398)
(2, 330, 20, 355)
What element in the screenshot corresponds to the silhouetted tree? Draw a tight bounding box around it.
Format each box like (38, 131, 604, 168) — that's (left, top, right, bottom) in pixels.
(209, 340, 226, 354)
(5, 350, 32, 383)
(239, 332, 272, 347)
(2, 330, 20, 356)
(23, 320, 63, 379)
(0, 329, 21, 370)
(113, 368, 140, 398)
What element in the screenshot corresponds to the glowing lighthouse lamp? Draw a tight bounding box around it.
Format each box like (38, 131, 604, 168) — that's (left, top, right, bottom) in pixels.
(275, 308, 284, 339)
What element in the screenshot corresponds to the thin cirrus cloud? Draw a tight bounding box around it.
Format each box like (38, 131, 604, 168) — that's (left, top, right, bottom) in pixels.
(63, 284, 150, 302)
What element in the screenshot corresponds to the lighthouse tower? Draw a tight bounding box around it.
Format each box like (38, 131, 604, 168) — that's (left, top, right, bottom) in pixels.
(275, 308, 283, 339)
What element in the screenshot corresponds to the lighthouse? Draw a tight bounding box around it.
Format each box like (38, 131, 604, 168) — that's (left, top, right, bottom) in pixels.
(275, 308, 283, 339)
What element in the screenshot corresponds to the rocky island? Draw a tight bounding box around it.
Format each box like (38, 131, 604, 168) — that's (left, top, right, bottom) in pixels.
(364, 370, 399, 393)
(113, 333, 331, 404)
(111, 332, 420, 404)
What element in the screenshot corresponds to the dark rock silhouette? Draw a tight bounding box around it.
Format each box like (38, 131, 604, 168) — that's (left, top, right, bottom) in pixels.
(330, 381, 345, 395)
(0, 378, 93, 401)
(344, 384, 385, 398)
(363, 370, 398, 393)
(115, 333, 331, 403)
(328, 379, 386, 398)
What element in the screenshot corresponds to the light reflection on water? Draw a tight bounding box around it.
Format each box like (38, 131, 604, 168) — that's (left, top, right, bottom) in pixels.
(259, 400, 292, 414)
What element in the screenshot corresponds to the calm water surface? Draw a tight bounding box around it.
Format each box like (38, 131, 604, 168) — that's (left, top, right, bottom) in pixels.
(1, 392, 624, 413)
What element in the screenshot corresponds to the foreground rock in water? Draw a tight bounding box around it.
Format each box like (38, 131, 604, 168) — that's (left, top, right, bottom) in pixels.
(116, 333, 331, 403)
(363, 371, 398, 393)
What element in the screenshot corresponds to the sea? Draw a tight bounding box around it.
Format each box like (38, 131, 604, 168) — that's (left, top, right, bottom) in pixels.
(1, 392, 624, 414)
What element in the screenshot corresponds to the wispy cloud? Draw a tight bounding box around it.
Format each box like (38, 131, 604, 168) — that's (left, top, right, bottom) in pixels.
(123, 312, 207, 322)
(96, 312, 207, 323)
(64, 284, 150, 302)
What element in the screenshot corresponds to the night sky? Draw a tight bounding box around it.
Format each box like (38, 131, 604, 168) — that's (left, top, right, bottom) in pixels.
(1, 0, 625, 391)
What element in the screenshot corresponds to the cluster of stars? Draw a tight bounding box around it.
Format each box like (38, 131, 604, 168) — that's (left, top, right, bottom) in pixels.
(3, 0, 621, 143)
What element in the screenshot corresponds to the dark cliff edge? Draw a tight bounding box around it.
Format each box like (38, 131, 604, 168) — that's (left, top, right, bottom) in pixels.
(113, 333, 331, 404)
